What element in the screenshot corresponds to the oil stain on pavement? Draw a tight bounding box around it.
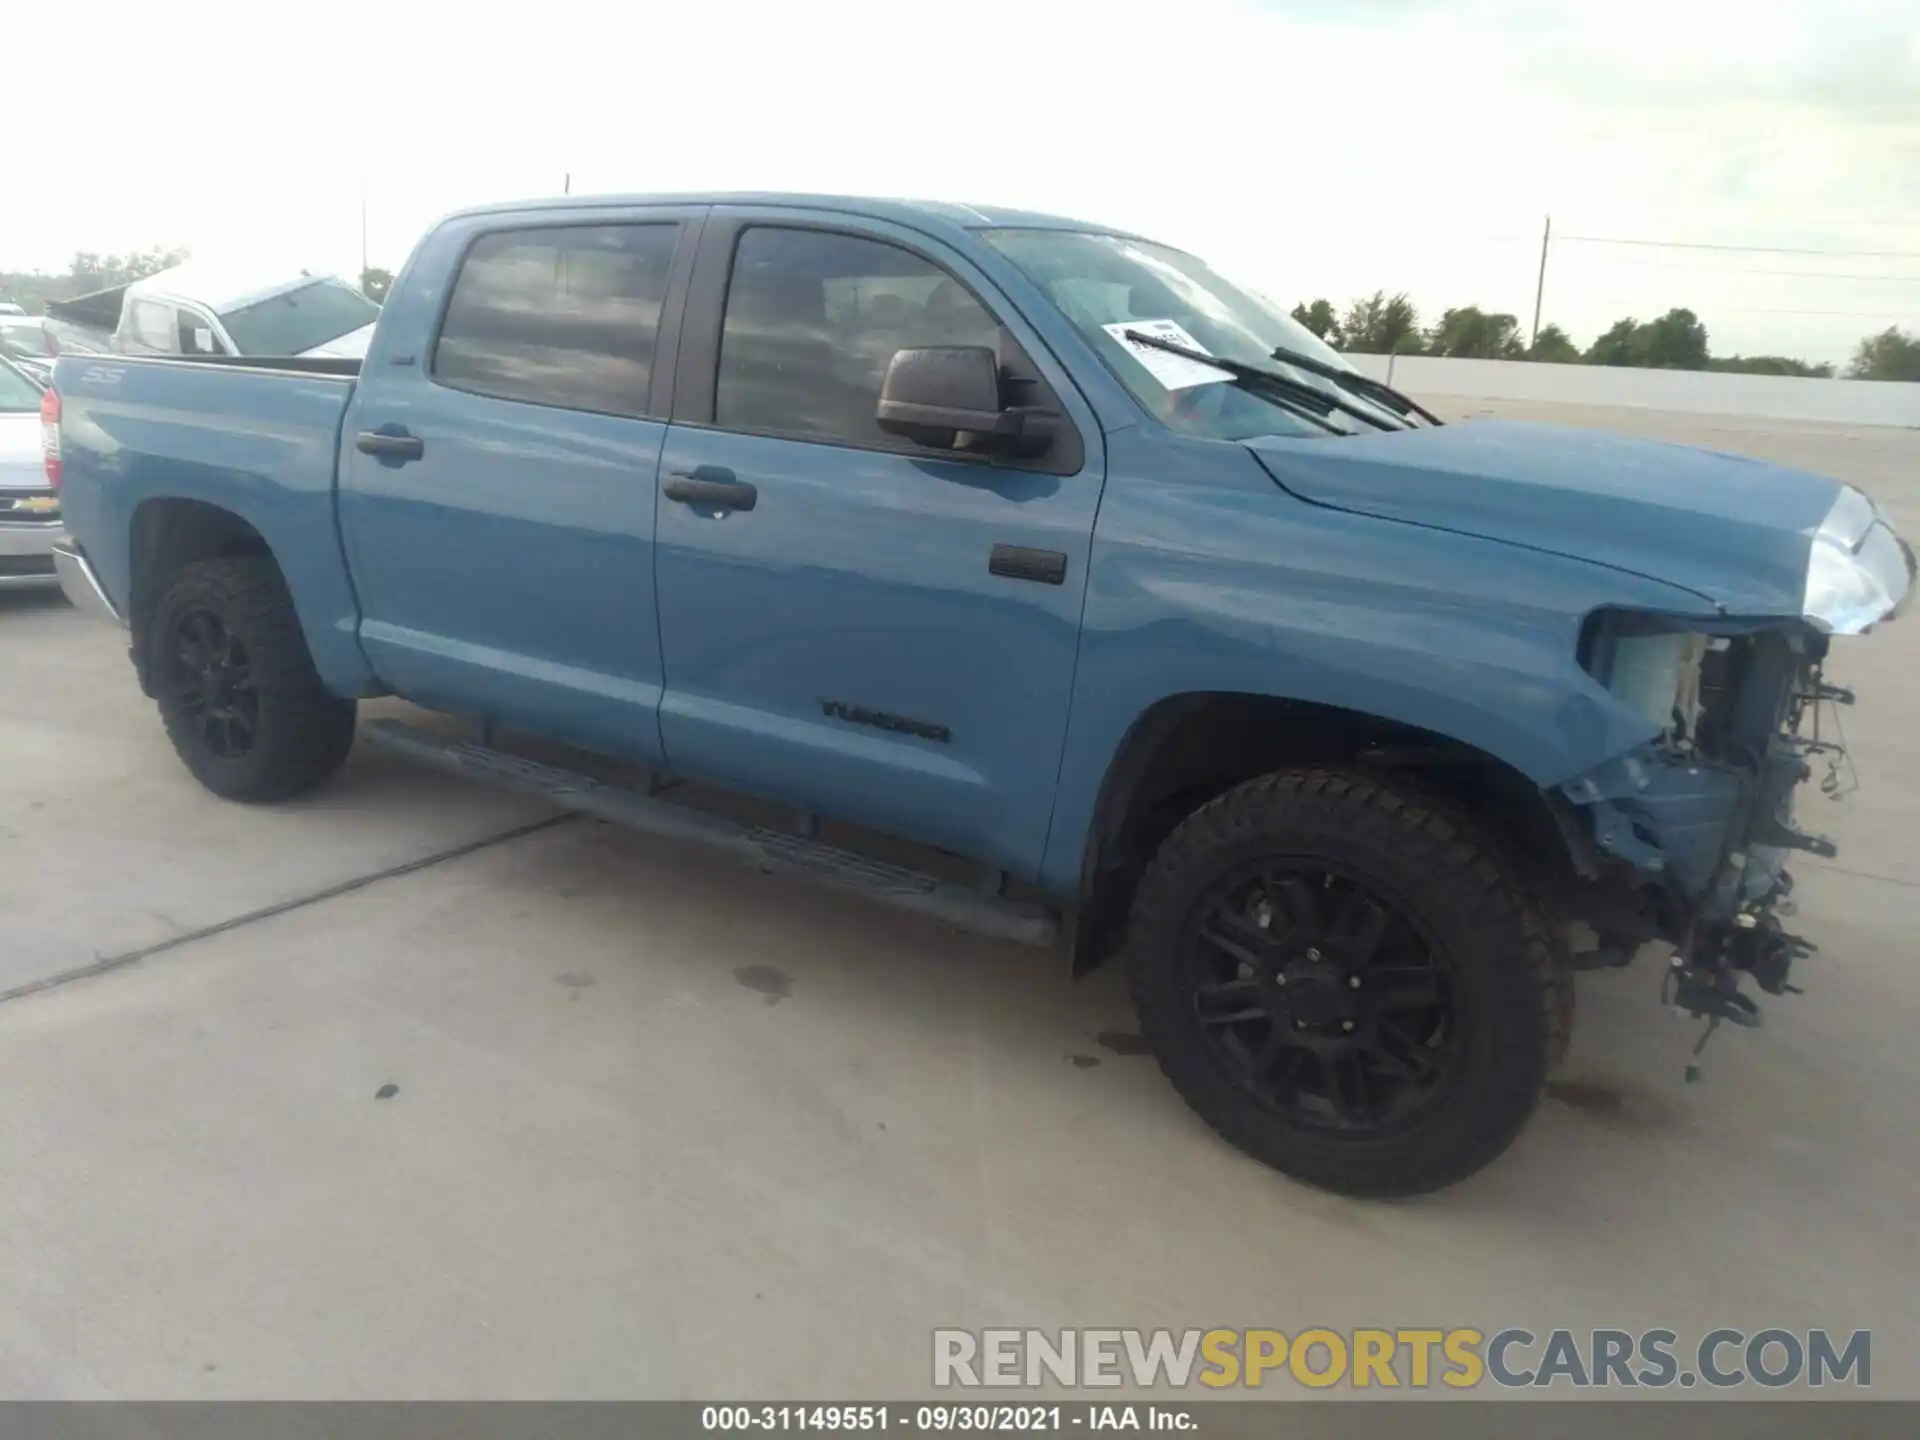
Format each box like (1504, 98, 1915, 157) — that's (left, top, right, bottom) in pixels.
(734, 965, 793, 1005)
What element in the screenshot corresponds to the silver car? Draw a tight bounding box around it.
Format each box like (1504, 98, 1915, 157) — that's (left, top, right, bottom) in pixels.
(0, 314, 54, 383)
(0, 355, 61, 591)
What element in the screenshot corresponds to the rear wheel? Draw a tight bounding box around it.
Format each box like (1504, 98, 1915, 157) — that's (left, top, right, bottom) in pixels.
(148, 556, 356, 801)
(1124, 767, 1560, 1197)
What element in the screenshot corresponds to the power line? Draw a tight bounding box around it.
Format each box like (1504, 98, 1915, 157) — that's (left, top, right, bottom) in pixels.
(1556, 234, 1920, 259)
(1552, 258, 1920, 283)
(1692, 269, 1920, 283)
(1714, 307, 1909, 318)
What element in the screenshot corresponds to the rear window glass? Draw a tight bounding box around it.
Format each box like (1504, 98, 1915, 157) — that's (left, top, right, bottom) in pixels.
(220, 280, 378, 356)
(434, 224, 680, 418)
(0, 319, 51, 358)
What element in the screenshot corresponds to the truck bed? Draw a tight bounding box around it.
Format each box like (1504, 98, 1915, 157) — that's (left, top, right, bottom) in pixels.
(52, 351, 368, 693)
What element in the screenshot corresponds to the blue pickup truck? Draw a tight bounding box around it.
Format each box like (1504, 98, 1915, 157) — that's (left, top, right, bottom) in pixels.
(45, 193, 1914, 1196)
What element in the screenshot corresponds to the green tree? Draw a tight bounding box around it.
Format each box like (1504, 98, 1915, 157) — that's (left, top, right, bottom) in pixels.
(360, 267, 394, 303)
(1710, 355, 1834, 378)
(1848, 327, 1920, 381)
(70, 247, 188, 289)
(1289, 298, 1342, 346)
(1585, 318, 1640, 367)
(1342, 290, 1423, 354)
(1584, 308, 1710, 370)
(1639, 308, 1709, 369)
(1424, 306, 1524, 359)
(1526, 323, 1581, 363)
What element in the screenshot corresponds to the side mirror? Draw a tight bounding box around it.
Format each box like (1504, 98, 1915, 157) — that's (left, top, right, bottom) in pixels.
(876, 346, 1042, 452)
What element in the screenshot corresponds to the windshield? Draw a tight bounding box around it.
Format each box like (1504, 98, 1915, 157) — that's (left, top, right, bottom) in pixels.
(0, 318, 52, 358)
(982, 228, 1361, 441)
(0, 358, 41, 411)
(217, 278, 379, 356)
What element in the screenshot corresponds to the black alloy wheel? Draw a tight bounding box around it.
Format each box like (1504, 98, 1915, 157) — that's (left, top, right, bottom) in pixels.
(164, 609, 260, 760)
(1184, 864, 1454, 1133)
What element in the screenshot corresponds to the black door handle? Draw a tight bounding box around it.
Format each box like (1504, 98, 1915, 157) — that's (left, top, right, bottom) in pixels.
(355, 430, 425, 461)
(989, 544, 1068, 585)
(664, 473, 757, 512)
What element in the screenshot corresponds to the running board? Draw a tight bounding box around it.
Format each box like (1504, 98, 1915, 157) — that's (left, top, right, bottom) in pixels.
(361, 719, 1060, 947)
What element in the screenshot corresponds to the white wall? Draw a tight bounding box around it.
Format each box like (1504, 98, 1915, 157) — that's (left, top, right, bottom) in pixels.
(1343, 354, 1920, 429)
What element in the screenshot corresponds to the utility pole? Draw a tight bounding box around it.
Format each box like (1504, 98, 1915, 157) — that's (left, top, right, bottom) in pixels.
(563, 172, 571, 195)
(359, 176, 370, 280)
(1529, 213, 1550, 350)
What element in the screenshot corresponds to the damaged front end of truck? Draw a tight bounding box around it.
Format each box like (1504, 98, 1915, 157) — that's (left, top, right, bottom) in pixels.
(1556, 486, 1915, 1064)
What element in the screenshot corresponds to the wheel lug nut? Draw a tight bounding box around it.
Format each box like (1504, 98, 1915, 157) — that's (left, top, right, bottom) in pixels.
(1341, 1020, 1355, 1032)
(1275, 974, 1287, 987)
(1294, 1020, 1306, 1030)
(1306, 948, 1322, 962)
(1348, 976, 1361, 989)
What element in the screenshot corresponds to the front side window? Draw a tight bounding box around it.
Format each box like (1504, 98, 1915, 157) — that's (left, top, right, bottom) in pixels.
(715, 226, 1005, 448)
(220, 279, 379, 356)
(434, 224, 680, 417)
(982, 228, 1363, 441)
(178, 312, 228, 355)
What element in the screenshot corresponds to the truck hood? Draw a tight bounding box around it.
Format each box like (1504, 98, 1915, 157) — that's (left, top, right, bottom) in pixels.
(302, 322, 375, 360)
(1246, 418, 1842, 615)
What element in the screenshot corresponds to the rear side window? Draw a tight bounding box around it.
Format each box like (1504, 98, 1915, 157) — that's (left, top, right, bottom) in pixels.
(128, 299, 177, 353)
(434, 223, 680, 417)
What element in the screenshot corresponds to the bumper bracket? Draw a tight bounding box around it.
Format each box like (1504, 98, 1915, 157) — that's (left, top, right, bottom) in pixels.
(51, 541, 125, 626)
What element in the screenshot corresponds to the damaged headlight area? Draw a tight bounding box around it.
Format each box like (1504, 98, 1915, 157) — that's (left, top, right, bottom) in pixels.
(1803, 486, 1915, 636)
(1558, 610, 1858, 1063)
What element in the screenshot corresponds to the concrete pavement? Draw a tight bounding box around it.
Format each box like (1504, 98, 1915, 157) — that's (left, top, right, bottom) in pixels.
(0, 403, 1914, 1399)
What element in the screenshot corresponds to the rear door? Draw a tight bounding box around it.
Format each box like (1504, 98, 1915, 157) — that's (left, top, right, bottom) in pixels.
(652, 210, 1106, 877)
(338, 207, 703, 761)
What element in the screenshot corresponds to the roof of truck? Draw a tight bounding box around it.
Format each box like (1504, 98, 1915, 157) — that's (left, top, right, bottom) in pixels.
(442, 192, 1149, 240)
(124, 261, 349, 318)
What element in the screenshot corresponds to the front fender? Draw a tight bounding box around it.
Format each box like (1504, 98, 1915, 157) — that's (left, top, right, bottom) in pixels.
(1037, 435, 1713, 893)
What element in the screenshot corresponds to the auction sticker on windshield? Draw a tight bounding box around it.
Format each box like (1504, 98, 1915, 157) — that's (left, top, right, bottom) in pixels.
(1103, 319, 1235, 390)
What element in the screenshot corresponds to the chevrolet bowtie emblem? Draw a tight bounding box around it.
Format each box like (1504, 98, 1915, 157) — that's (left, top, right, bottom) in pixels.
(6, 496, 58, 514)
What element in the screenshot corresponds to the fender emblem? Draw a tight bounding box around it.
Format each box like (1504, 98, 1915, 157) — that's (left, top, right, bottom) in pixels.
(821, 699, 952, 745)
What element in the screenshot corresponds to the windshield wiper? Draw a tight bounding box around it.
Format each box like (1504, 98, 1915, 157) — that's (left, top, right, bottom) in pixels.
(1267, 342, 1443, 426)
(1122, 330, 1408, 434)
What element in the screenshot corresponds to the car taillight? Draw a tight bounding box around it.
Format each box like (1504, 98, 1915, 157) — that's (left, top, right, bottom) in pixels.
(40, 388, 61, 490)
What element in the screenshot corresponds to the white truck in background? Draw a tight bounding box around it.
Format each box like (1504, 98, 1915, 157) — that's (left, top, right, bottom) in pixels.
(41, 261, 380, 362)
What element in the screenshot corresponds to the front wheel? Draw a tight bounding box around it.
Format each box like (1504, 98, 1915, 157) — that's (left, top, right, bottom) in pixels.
(148, 556, 357, 802)
(1124, 768, 1563, 1198)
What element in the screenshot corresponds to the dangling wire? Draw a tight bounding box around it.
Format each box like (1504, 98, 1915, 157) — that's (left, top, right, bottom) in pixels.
(1819, 691, 1859, 800)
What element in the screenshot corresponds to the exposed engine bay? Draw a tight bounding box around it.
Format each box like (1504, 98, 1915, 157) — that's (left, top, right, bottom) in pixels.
(1554, 485, 1913, 1069)
(1560, 616, 1856, 1066)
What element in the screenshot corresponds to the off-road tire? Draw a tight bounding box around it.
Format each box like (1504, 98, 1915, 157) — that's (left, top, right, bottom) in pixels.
(1124, 767, 1563, 1198)
(148, 556, 356, 802)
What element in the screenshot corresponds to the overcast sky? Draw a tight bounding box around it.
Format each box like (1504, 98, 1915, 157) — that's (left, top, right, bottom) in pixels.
(12, 0, 1917, 363)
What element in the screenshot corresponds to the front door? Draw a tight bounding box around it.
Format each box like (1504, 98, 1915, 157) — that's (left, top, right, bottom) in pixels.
(653, 212, 1105, 877)
(338, 209, 701, 761)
